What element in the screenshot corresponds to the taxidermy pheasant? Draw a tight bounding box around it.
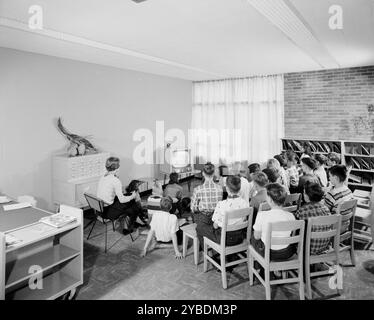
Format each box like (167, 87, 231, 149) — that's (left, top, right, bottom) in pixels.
(57, 117, 97, 156)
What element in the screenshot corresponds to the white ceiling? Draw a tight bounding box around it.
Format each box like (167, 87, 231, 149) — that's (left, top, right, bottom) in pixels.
(0, 0, 373, 80)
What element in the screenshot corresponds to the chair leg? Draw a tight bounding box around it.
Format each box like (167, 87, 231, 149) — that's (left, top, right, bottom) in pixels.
(112, 220, 116, 232)
(87, 219, 97, 240)
(299, 266, 305, 300)
(249, 252, 254, 286)
(305, 264, 312, 300)
(203, 242, 208, 272)
(221, 254, 227, 289)
(104, 222, 108, 253)
(350, 236, 356, 266)
(265, 268, 271, 300)
(182, 233, 187, 258)
(193, 238, 199, 265)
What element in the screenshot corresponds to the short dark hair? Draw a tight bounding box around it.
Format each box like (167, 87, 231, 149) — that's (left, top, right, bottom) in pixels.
(266, 183, 287, 206)
(105, 157, 120, 172)
(314, 154, 327, 166)
(329, 165, 347, 182)
(203, 162, 215, 176)
(274, 155, 287, 167)
(262, 168, 280, 183)
(169, 172, 179, 184)
(301, 157, 317, 170)
(226, 175, 241, 194)
(160, 196, 173, 212)
(328, 152, 341, 164)
(304, 181, 324, 202)
(248, 163, 261, 174)
(253, 172, 269, 188)
(180, 197, 191, 212)
(126, 180, 141, 193)
(285, 151, 298, 164)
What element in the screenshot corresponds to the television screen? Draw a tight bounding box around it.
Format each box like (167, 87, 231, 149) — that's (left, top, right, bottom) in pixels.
(171, 149, 190, 168)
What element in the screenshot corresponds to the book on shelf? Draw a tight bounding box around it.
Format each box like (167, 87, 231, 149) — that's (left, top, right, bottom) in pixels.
(370, 146, 374, 155)
(362, 176, 372, 185)
(333, 142, 341, 153)
(348, 173, 362, 183)
(39, 213, 77, 228)
(360, 158, 371, 170)
(293, 140, 302, 151)
(323, 142, 331, 153)
(361, 144, 370, 156)
(350, 157, 361, 169)
(315, 142, 325, 152)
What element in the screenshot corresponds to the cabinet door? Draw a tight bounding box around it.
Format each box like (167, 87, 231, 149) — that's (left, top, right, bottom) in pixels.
(75, 181, 99, 207)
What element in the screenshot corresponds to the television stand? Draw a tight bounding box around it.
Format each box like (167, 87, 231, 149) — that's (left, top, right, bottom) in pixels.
(137, 170, 201, 195)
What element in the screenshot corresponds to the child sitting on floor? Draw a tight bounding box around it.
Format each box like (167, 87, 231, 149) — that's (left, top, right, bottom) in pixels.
(163, 172, 183, 215)
(140, 196, 183, 259)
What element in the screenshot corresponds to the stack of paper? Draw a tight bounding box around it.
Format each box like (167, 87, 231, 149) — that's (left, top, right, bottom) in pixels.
(0, 196, 11, 204)
(5, 234, 22, 246)
(39, 213, 77, 228)
(3, 202, 31, 211)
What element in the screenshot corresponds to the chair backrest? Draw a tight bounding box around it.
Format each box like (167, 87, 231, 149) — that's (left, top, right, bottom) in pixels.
(17, 195, 37, 207)
(258, 202, 271, 212)
(220, 207, 254, 247)
(284, 193, 302, 209)
(283, 205, 298, 214)
(263, 220, 305, 263)
(84, 193, 105, 214)
(336, 199, 357, 224)
(305, 215, 342, 258)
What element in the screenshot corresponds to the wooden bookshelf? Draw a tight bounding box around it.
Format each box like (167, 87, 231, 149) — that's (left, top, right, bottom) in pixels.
(281, 138, 374, 191)
(0, 206, 83, 300)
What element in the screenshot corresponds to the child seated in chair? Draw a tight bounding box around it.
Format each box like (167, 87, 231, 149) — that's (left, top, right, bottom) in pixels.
(141, 196, 183, 259)
(251, 183, 296, 261)
(196, 175, 249, 249)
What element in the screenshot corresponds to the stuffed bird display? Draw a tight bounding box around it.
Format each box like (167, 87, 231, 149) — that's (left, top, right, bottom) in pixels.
(57, 117, 97, 156)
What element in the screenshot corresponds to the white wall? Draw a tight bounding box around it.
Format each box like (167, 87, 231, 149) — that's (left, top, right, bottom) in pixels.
(0, 48, 192, 210)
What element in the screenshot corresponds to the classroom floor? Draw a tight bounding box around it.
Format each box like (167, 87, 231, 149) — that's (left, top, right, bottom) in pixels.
(76, 180, 374, 300)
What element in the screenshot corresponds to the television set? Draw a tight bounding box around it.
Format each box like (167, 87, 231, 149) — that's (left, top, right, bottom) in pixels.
(160, 148, 192, 174)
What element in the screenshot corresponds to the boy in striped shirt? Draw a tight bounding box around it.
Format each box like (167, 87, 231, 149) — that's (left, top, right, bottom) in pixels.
(324, 165, 353, 214)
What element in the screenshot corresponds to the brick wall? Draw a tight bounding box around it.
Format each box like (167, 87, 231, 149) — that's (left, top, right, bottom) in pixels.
(284, 66, 374, 141)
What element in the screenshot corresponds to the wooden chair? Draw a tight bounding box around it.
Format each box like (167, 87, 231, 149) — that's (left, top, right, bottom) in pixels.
(283, 205, 298, 214)
(248, 220, 305, 300)
(284, 193, 302, 210)
(84, 193, 135, 253)
(336, 199, 357, 266)
(203, 208, 253, 289)
(305, 215, 342, 299)
(353, 189, 374, 247)
(258, 202, 297, 214)
(181, 223, 199, 265)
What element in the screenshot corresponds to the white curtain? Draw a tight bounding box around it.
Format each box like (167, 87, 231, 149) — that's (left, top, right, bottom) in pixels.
(191, 74, 284, 166)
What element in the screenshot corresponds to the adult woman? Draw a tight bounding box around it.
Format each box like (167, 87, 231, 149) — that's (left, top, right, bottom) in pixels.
(97, 157, 139, 234)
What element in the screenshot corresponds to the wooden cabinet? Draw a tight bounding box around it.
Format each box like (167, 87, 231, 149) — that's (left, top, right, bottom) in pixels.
(52, 152, 110, 208)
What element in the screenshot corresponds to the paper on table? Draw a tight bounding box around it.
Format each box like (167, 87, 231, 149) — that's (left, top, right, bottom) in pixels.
(3, 202, 32, 211)
(0, 196, 11, 204)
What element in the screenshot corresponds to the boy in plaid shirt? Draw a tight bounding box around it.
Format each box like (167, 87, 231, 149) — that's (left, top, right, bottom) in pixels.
(296, 182, 331, 255)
